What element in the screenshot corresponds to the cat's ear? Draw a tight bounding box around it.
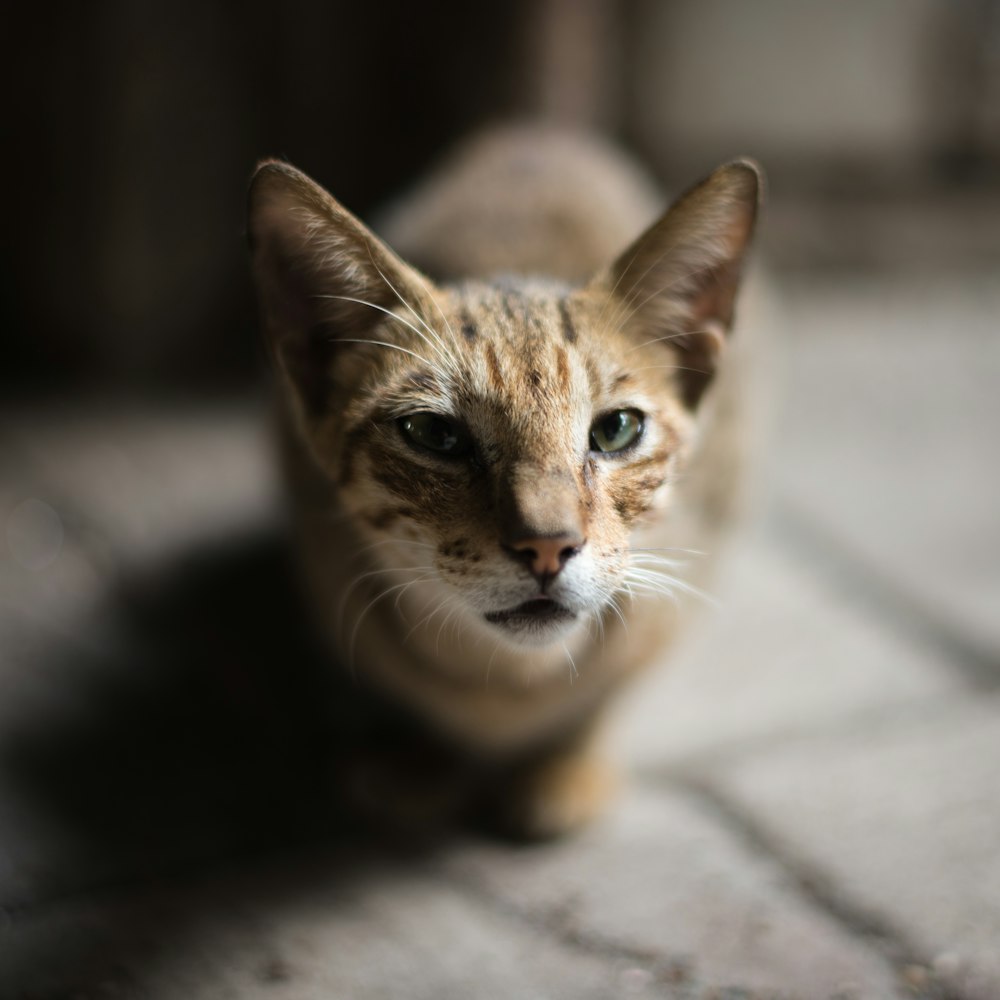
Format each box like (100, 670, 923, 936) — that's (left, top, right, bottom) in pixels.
(247, 160, 437, 417)
(590, 159, 762, 408)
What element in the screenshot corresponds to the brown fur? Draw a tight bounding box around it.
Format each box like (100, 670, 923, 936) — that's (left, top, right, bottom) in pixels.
(248, 126, 762, 838)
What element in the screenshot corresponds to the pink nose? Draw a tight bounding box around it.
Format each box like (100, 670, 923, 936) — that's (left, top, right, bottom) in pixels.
(507, 534, 584, 586)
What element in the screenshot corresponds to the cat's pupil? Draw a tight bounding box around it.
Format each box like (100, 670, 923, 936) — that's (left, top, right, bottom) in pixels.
(427, 417, 454, 448)
(591, 409, 642, 453)
(400, 413, 470, 456)
(603, 412, 626, 440)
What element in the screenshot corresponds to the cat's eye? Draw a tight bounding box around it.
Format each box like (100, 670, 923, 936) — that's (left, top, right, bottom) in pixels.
(590, 409, 644, 454)
(399, 412, 473, 458)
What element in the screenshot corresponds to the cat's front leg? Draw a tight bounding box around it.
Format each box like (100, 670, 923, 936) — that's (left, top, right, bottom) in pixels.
(489, 720, 619, 840)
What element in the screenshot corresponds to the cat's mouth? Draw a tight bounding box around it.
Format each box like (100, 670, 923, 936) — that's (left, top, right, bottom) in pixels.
(484, 597, 577, 632)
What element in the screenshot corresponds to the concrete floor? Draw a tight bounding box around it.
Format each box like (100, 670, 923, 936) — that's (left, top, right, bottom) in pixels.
(1, 267, 998, 999)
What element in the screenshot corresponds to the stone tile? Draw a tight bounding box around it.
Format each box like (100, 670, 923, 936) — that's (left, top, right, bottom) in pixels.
(0, 496, 109, 640)
(2, 847, 676, 1000)
(0, 400, 278, 566)
(441, 785, 908, 999)
(0, 401, 279, 650)
(610, 528, 958, 768)
(774, 273, 1000, 655)
(710, 695, 1000, 1000)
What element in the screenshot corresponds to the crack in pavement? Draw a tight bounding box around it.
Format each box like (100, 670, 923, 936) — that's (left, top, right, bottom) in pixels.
(672, 777, 961, 1000)
(766, 500, 999, 692)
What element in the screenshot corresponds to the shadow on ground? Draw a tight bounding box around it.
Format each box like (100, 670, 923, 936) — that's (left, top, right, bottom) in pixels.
(1, 530, 484, 995)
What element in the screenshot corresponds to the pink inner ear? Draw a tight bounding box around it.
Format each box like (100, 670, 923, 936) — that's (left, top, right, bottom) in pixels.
(683, 321, 727, 364)
(684, 257, 743, 333)
(666, 259, 743, 409)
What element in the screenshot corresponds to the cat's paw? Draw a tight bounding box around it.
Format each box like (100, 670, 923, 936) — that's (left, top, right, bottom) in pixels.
(496, 755, 618, 841)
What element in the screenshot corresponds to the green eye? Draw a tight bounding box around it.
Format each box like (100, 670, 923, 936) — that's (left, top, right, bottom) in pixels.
(590, 409, 644, 454)
(399, 413, 473, 458)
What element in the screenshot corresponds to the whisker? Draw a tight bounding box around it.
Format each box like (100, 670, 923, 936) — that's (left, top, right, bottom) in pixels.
(404, 590, 460, 643)
(604, 593, 630, 635)
(348, 575, 437, 673)
(318, 293, 431, 346)
(366, 248, 460, 374)
(393, 574, 435, 614)
(625, 325, 716, 356)
(609, 257, 714, 342)
(594, 244, 643, 334)
(435, 602, 464, 657)
(629, 361, 715, 377)
(599, 230, 695, 336)
(317, 293, 453, 379)
(561, 642, 579, 684)
(630, 546, 705, 556)
(594, 608, 607, 648)
(485, 635, 505, 687)
(424, 283, 459, 347)
(337, 563, 434, 634)
(623, 565, 717, 607)
(336, 336, 437, 368)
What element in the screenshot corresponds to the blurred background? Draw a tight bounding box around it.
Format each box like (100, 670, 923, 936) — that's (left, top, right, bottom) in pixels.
(3, 2, 1000, 997)
(5, 0, 999, 392)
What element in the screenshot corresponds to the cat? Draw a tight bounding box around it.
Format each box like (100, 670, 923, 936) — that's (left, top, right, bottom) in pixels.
(247, 125, 762, 838)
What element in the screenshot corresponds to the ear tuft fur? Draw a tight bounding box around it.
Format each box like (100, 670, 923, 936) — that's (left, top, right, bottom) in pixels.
(247, 161, 438, 420)
(592, 158, 763, 408)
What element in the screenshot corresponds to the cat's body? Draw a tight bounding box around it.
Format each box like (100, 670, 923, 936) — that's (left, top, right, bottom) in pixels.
(249, 126, 762, 836)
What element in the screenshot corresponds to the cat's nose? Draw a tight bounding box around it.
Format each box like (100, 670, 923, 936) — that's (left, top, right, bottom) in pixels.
(505, 534, 584, 587)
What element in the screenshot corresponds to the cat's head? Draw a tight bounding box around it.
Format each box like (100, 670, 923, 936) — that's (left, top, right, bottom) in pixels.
(248, 158, 760, 650)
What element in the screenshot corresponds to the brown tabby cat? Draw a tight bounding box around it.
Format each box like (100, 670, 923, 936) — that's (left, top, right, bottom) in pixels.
(247, 127, 762, 838)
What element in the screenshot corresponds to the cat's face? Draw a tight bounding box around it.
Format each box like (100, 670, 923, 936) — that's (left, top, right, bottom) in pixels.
(248, 158, 759, 650)
(322, 280, 697, 648)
